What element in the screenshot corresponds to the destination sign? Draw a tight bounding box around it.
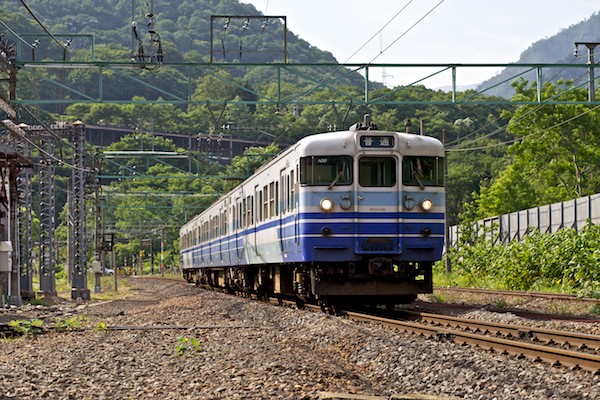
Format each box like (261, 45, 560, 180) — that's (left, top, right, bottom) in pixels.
(359, 136, 394, 148)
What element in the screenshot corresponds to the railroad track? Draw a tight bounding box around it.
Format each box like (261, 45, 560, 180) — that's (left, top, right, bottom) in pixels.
(341, 309, 600, 374)
(435, 286, 600, 303)
(209, 285, 600, 373)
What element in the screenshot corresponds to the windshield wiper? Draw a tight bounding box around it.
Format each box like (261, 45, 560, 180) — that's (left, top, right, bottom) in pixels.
(412, 169, 425, 190)
(328, 163, 346, 190)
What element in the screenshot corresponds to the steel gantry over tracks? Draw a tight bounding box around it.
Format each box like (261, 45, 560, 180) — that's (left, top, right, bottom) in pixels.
(11, 60, 600, 106)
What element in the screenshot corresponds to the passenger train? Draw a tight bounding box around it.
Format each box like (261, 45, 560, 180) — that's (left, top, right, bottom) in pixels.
(180, 115, 445, 308)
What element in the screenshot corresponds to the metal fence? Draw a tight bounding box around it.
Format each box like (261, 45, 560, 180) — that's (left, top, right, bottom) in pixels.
(448, 193, 600, 247)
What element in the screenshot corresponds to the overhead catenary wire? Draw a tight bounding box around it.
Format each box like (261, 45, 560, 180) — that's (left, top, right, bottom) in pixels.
(290, 0, 432, 99)
(447, 103, 600, 152)
(446, 68, 598, 152)
(0, 17, 34, 49)
(4, 107, 94, 172)
(368, 0, 445, 65)
(20, 104, 96, 158)
(445, 58, 589, 148)
(19, 0, 69, 52)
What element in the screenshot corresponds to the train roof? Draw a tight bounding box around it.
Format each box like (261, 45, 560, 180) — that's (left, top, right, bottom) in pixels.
(295, 129, 444, 157)
(181, 128, 444, 232)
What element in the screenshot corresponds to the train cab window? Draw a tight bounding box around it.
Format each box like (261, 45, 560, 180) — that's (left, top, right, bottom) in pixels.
(300, 156, 352, 186)
(359, 157, 396, 187)
(402, 156, 444, 187)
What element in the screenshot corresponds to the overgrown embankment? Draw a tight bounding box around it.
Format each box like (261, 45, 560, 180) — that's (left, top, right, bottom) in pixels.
(436, 222, 600, 298)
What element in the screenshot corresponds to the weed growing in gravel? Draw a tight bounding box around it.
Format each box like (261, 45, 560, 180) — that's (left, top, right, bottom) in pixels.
(54, 316, 87, 331)
(176, 336, 202, 356)
(491, 298, 509, 309)
(8, 319, 44, 337)
(93, 322, 109, 333)
(425, 293, 447, 303)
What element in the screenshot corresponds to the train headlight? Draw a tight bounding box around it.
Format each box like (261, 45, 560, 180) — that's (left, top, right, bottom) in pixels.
(420, 198, 433, 212)
(320, 197, 334, 212)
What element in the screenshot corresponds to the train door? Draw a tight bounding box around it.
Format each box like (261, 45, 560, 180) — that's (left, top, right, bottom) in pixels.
(279, 168, 286, 253)
(234, 194, 242, 260)
(292, 163, 300, 253)
(252, 185, 259, 256)
(355, 154, 401, 254)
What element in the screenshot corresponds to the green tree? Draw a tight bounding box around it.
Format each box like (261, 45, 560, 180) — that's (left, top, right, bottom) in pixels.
(475, 79, 600, 217)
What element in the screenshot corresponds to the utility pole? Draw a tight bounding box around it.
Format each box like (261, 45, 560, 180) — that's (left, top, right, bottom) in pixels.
(70, 121, 90, 301)
(442, 129, 451, 273)
(574, 42, 600, 102)
(39, 141, 56, 295)
(93, 151, 102, 294)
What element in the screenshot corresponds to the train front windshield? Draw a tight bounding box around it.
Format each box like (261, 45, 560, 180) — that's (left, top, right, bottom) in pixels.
(402, 156, 444, 187)
(300, 156, 353, 186)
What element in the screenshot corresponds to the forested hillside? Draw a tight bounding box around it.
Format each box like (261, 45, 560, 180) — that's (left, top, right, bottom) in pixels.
(1, 0, 338, 63)
(4, 1, 600, 279)
(478, 11, 600, 98)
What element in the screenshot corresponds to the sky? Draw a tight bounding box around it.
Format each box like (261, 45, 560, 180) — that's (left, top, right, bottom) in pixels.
(239, 0, 600, 88)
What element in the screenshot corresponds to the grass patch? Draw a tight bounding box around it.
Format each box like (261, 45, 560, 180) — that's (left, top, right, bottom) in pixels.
(31, 271, 135, 303)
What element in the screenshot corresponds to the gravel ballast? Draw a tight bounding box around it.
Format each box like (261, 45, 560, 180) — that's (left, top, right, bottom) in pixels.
(0, 277, 599, 399)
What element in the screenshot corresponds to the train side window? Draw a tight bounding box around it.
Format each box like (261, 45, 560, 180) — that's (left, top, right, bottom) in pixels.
(245, 195, 252, 226)
(232, 205, 237, 231)
(359, 157, 396, 187)
(263, 186, 268, 220)
(242, 198, 247, 228)
(269, 182, 276, 218)
(290, 170, 295, 211)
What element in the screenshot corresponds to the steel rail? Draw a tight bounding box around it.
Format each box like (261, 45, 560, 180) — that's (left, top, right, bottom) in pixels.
(195, 286, 600, 372)
(435, 287, 600, 303)
(414, 311, 600, 350)
(344, 311, 600, 373)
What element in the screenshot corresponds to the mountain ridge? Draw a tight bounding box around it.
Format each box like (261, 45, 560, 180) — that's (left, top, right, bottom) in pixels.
(477, 10, 600, 98)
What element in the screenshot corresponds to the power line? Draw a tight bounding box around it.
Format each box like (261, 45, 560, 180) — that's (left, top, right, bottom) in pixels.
(445, 58, 588, 147)
(291, 0, 443, 100)
(448, 103, 600, 152)
(446, 67, 594, 150)
(368, 0, 445, 65)
(341, 0, 414, 65)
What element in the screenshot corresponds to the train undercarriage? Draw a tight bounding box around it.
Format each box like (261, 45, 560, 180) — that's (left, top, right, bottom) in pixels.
(183, 259, 432, 310)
